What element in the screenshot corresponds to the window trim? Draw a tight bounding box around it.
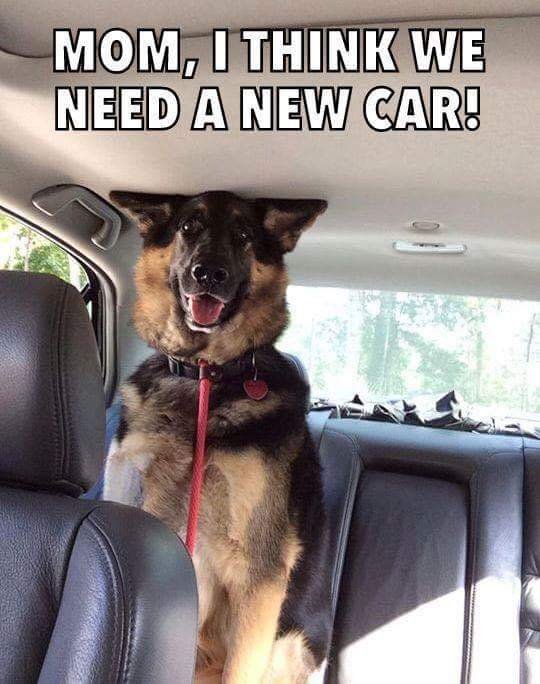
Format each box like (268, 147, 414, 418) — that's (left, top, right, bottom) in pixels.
(0, 205, 117, 405)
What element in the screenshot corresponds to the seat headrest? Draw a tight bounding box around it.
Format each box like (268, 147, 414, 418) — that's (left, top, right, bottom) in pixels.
(0, 271, 105, 495)
(280, 352, 311, 412)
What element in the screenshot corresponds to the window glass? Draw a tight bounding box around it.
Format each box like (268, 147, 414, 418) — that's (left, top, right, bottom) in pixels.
(279, 286, 540, 420)
(0, 211, 88, 289)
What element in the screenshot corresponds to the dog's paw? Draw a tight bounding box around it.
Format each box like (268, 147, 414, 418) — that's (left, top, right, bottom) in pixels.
(103, 450, 145, 506)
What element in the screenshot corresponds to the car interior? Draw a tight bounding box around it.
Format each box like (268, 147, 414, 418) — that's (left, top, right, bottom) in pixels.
(0, 1, 539, 683)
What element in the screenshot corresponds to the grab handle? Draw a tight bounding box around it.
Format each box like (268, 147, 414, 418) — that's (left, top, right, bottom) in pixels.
(32, 185, 122, 250)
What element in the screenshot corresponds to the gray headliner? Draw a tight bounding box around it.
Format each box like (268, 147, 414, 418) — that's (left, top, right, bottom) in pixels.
(1, 9, 538, 383)
(1, 0, 539, 57)
(0, 13, 540, 377)
(1, 17, 538, 302)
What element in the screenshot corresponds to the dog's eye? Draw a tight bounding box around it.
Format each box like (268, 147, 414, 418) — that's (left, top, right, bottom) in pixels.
(238, 229, 251, 244)
(182, 221, 195, 235)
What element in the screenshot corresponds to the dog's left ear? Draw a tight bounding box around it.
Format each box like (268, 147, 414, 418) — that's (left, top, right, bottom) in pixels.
(255, 198, 328, 253)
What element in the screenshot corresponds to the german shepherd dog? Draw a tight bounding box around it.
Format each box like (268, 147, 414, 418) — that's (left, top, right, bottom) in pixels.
(104, 190, 330, 683)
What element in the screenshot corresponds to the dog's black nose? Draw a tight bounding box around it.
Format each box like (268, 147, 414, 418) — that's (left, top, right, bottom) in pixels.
(191, 263, 229, 286)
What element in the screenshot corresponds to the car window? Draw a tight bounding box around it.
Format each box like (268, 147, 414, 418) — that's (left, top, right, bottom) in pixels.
(279, 285, 540, 421)
(0, 211, 88, 289)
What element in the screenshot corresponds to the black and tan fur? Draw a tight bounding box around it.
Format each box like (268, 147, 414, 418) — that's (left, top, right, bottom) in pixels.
(104, 191, 330, 683)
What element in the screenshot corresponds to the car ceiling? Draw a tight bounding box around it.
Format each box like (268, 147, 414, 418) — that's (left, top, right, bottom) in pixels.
(0, 0, 538, 57)
(0, 5, 539, 309)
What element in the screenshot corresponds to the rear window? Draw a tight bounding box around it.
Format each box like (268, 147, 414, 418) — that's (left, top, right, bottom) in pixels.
(279, 286, 540, 421)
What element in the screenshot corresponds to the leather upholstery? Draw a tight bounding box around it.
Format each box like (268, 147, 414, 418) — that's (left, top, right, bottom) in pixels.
(38, 502, 198, 684)
(0, 487, 198, 683)
(0, 271, 198, 683)
(281, 352, 311, 411)
(314, 419, 525, 684)
(0, 270, 105, 495)
(521, 438, 540, 683)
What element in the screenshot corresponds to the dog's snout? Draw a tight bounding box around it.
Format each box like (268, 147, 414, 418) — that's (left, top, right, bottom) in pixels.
(191, 263, 230, 286)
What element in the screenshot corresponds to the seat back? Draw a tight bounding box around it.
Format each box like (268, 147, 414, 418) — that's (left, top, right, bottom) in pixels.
(0, 271, 198, 683)
(0, 488, 198, 683)
(315, 417, 526, 684)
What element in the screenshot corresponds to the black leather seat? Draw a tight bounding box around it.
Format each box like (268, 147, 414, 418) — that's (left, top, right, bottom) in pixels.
(0, 271, 198, 683)
(521, 438, 540, 683)
(311, 415, 540, 684)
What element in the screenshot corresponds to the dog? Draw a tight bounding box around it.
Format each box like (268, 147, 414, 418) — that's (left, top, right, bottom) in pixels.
(103, 190, 331, 683)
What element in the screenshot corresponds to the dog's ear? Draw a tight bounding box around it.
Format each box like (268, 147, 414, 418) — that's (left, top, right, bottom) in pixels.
(255, 198, 327, 253)
(109, 191, 191, 241)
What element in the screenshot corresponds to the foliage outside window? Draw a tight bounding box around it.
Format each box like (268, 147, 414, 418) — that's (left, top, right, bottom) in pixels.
(279, 286, 540, 420)
(0, 211, 88, 289)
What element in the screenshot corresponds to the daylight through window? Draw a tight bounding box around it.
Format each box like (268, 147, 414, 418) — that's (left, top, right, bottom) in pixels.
(279, 286, 540, 420)
(0, 211, 88, 290)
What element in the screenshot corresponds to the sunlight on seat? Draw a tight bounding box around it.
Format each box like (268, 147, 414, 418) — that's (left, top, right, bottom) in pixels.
(340, 574, 521, 684)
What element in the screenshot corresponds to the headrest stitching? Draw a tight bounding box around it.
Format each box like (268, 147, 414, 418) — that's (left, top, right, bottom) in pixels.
(61, 288, 77, 485)
(47, 279, 62, 481)
(53, 282, 69, 481)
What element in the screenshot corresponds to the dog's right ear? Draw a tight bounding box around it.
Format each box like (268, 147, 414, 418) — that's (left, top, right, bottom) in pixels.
(109, 191, 191, 242)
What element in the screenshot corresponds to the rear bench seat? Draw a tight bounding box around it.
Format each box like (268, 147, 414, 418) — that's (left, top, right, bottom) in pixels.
(94, 358, 538, 683)
(314, 417, 538, 684)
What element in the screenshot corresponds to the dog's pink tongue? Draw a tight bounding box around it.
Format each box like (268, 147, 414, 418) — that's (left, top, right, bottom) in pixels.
(189, 295, 224, 326)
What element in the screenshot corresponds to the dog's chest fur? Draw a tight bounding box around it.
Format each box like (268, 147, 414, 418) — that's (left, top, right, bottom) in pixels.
(112, 351, 307, 600)
(104, 349, 332, 673)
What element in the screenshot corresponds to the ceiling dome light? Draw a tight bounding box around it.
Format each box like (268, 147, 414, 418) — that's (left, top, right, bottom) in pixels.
(411, 221, 440, 231)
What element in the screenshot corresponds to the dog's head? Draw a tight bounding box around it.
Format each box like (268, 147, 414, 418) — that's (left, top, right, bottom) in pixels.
(110, 190, 326, 363)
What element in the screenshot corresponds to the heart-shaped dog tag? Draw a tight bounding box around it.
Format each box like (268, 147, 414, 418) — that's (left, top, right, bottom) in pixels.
(243, 379, 268, 401)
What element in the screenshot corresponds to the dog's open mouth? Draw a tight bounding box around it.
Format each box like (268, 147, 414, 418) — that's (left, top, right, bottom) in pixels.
(174, 277, 248, 333)
(187, 294, 225, 327)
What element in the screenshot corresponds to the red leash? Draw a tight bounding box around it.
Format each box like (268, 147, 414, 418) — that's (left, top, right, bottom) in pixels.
(185, 360, 212, 555)
(183, 354, 268, 555)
